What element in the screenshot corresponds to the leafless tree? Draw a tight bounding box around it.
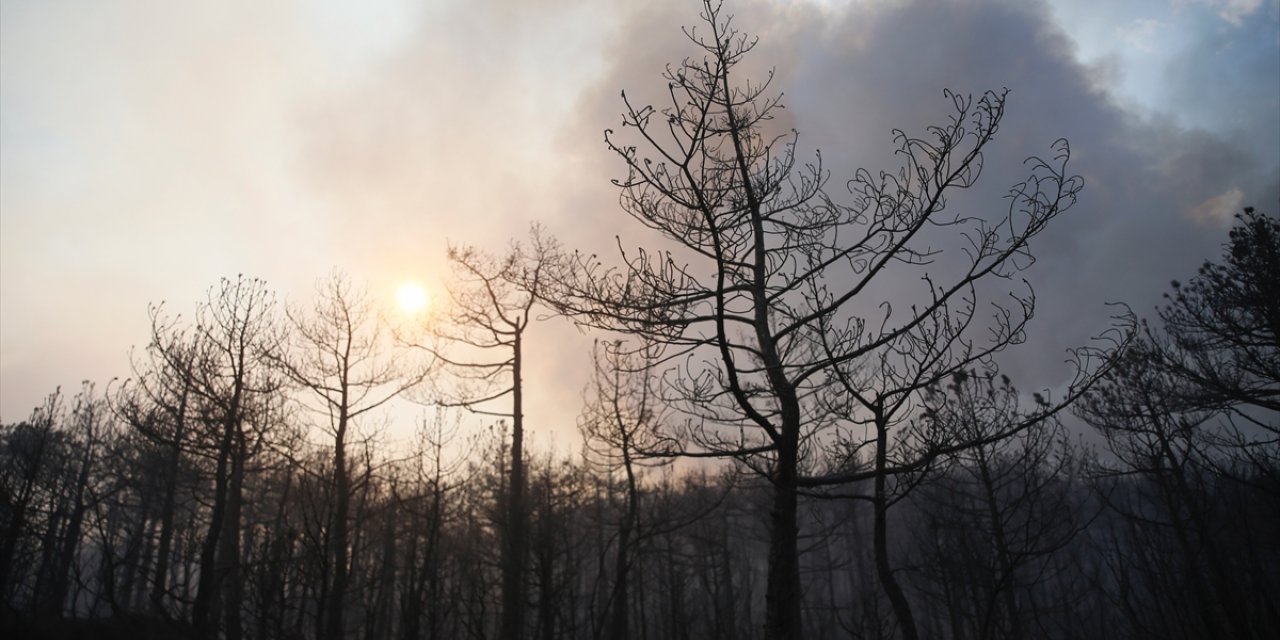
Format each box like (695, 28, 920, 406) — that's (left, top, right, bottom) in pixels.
(1150, 208, 1279, 415)
(577, 340, 670, 640)
(396, 410, 469, 640)
(272, 272, 426, 640)
(410, 230, 558, 640)
(114, 304, 204, 616)
(164, 275, 285, 640)
(908, 371, 1095, 639)
(534, 2, 1125, 637)
(0, 388, 64, 608)
(32, 383, 108, 618)
(1075, 210, 1279, 640)
(1139, 208, 1279, 485)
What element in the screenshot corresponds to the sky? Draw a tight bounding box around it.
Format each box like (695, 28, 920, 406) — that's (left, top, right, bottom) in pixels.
(2, 0, 1278, 448)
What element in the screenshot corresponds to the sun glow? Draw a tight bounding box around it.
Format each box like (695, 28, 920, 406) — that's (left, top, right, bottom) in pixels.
(396, 282, 430, 313)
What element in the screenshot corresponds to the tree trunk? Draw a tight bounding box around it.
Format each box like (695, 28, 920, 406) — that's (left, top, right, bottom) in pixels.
(500, 332, 527, 640)
(424, 483, 445, 640)
(257, 471, 292, 640)
(535, 490, 556, 640)
(322, 408, 351, 640)
(221, 432, 246, 640)
(371, 517, 398, 640)
(873, 418, 918, 640)
(37, 433, 94, 619)
(764, 434, 802, 640)
(193, 424, 233, 638)
(975, 449, 1020, 640)
(399, 506, 423, 640)
(151, 391, 187, 613)
(607, 443, 638, 640)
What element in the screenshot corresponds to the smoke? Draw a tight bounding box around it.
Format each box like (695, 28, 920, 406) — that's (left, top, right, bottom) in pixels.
(2, 0, 1276, 432)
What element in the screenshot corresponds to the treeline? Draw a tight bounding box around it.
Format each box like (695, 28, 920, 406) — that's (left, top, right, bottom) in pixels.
(2, 211, 1276, 640)
(4, 2, 1278, 638)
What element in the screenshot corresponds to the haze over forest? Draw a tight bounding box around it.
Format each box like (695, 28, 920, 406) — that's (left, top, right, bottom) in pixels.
(1, 1, 1277, 639)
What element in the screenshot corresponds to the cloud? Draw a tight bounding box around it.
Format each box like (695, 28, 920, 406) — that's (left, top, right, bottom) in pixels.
(1189, 186, 1247, 223)
(551, 0, 1279, 391)
(1179, 0, 1267, 25)
(1, 0, 1276, 433)
(1118, 18, 1172, 53)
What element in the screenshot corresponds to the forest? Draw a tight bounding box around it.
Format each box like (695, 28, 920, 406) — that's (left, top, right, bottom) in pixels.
(2, 3, 1278, 639)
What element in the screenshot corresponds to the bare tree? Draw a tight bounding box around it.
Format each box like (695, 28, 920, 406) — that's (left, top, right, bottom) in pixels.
(1077, 210, 1280, 640)
(577, 340, 669, 640)
(411, 230, 558, 640)
(31, 382, 108, 619)
(273, 272, 425, 640)
(396, 410, 468, 640)
(114, 304, 203, 616)
(1078, 343, 1259, 639)
(1139, 208, 1280, 488)
(1150, 208, 1279, 415)
(166, 275, 284, 640)
(908, 371, 1095, 639)
(535, 2, 1123, 638)
(0, 389, 64, 607)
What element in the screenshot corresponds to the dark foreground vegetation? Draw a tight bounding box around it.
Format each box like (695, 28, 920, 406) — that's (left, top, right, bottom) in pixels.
(3, 3, 1277, 639)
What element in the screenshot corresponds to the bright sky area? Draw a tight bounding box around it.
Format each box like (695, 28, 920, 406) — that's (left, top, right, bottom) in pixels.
(2, 0, 1278, 449)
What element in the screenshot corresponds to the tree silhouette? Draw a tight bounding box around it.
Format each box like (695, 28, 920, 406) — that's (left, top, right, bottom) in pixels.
(1077, 209, 1280, 639)
(534, 2, 1124, 637)
(1149, 208, 1279, 428)
(273, 272, 425, 640)
(115, 302, 203, 616)
(411, 230, 559, 640)
(577, 340, 668, 640)
(175, 275, 284, 640)
(909, 372, 1093, 639)
(0, 389, 64, 609)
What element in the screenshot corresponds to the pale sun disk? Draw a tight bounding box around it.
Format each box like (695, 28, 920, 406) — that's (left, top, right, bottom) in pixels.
(396, 282, 429, 313)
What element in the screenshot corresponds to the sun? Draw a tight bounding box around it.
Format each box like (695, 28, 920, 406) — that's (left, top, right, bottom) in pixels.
(395, 282, 430, 314)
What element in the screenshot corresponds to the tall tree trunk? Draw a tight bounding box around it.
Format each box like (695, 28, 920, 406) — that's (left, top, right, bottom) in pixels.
(0, 392, 60, 603)
(424, 483, 445, 640)
(37, 434, 94, 619)
(126, 508, 158, 610)
(535, 484, 556, 640)
(607, 442, 639, 640)
(193, 425, 233, 639)
(322, 408, 351, 640)
(764, 432, 802, 640)
(873, 417, 918, 640)
(151, 391, 187, 613)
(0, 500, 29, 604)
(2, 471, 44, 605)
(257, 471, 292, 640)
(371, 517, 397, 640)
(976, 450, 1020, 640)
(399, 503, 423, 640)
(221, 432, 246, 640)
(500, 333, 527, 640)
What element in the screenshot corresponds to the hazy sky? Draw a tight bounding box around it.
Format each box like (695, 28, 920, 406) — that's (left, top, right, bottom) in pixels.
(2, 0, 1278, 446)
